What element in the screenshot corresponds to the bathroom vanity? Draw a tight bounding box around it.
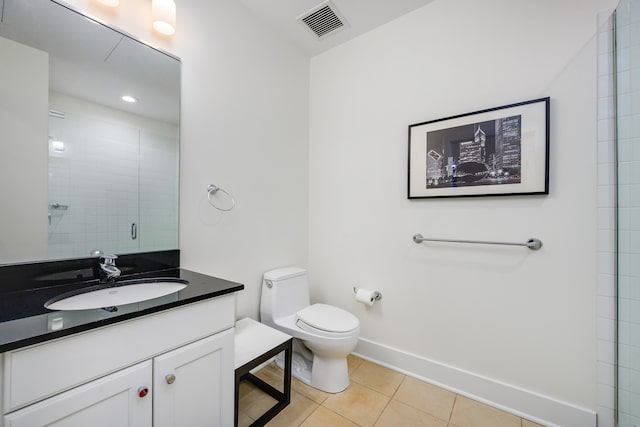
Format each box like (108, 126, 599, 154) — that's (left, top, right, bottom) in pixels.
(0, 257, 244, 427)
(0, 1, 244, 424)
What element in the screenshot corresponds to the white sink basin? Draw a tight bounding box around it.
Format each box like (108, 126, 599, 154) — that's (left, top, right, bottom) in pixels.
(45, 279, 188, 311)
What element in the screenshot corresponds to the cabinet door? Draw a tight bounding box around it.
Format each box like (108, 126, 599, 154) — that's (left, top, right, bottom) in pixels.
(4, 361, 152, 427)
(153, 329, 234, 427)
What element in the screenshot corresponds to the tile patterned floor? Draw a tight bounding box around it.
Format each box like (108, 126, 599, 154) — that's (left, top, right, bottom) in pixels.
(238, 355, 545, 427)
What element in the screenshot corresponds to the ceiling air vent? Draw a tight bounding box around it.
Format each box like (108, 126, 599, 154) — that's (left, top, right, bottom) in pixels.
(298, 2, 347, 39)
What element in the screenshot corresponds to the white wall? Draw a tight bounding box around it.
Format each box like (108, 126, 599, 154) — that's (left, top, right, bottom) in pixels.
(57, 0, 619, 424)
(0, 38, 49, 264)
(308, 0, 616, 425)
(63, 0, 310, 319)
(175, 0, 309, 319)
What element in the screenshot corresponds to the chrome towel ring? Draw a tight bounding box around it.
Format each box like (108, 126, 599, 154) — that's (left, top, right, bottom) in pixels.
(207, 184, 235, 211)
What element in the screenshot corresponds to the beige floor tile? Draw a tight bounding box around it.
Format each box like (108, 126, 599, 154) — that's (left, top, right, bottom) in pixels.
(393, 376, 456, 421)
(239, 383, 279, 421)
(266, 391, 318, 427)
(322, 382, 390, 427)
(292, 376, 330, 404)
(449, 396, 520, 427)
(347, 354, 365, 375)
(375, 400, 448, 427)
(522, 420, 545, 427)
(255, 363, 286, 392)
(300, 406, 359, 427)
(256, 361, 330, 405)
(238, 410, 254, 427)
(239, 381, 255, 399)
(350, 360, 405, 396)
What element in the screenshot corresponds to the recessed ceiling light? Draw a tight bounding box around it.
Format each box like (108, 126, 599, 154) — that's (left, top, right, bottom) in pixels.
(51, 140, 65, 152)
(122, 95, 137, 103)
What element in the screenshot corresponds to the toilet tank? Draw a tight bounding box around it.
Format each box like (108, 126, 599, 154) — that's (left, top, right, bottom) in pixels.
(260, 267, 310, 323)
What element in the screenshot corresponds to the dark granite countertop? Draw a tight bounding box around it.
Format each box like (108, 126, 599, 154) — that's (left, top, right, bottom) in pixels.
(0, 268, 244, 353)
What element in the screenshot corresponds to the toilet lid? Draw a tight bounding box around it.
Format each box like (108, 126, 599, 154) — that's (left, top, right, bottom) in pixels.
(296, 303, 359, 333)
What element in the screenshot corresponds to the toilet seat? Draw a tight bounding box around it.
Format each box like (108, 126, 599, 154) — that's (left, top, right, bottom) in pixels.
(296, 304, 359, 338)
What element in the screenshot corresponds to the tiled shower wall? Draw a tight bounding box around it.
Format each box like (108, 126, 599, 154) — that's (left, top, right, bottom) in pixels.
(139, 131, 179, 253)
(597, 9, 616, 427)
(48, 112, 178, 259)
(615, 0, 640, 424)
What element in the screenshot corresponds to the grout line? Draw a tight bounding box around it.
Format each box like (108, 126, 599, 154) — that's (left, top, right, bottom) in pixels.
(373, 397, 392, 426)
(390, 374, 408, 399)
(298, 404, 320, 427)
(449, 394, 458, 422)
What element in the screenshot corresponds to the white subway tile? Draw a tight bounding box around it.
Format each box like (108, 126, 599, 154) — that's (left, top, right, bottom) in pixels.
(599, 339, 616, 364)
(598, 185, 616, 207)
(598, 383, 616, 409)
(598, 296, 616, 321)
(598, 361, 616, 387)
(596, 406, 615, 427)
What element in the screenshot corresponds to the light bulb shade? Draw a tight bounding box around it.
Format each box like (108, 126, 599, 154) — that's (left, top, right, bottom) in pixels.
(152, 0, 176, 36)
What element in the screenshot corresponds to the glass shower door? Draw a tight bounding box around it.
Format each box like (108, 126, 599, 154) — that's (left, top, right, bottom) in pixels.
(616, 0, 640, 425)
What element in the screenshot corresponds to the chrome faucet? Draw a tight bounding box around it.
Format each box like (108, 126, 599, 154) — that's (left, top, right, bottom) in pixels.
(91, 250, 121, 279)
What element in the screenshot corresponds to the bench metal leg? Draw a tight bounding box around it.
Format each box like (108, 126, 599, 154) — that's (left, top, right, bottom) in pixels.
(235, 338, 293, 427)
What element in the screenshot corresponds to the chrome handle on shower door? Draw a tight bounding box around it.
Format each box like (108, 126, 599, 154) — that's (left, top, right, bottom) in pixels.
(131, 222, 137, 240)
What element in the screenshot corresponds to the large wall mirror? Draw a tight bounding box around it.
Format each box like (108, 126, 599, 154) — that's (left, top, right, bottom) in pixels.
(0, 0, 180, 265)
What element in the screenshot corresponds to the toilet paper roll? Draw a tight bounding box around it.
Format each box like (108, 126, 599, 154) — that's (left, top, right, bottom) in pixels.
(355, 288, 376, 306)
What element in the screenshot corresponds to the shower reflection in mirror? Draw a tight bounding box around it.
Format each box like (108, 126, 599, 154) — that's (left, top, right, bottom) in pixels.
(0, 0, 181, 264)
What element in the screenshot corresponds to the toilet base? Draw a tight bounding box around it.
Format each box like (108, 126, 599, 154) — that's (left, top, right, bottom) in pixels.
(276, 351, 312, 385)
(276, 348, 350, 394)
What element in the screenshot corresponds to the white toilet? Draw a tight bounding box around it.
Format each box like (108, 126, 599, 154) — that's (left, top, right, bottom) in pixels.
(260, 267, 360, 393)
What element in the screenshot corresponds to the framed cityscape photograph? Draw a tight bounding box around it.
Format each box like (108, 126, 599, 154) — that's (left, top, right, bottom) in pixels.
(408, 97, 549, 199)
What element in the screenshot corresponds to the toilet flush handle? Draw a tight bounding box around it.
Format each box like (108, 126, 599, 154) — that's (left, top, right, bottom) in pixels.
(265, 280, 273, 289)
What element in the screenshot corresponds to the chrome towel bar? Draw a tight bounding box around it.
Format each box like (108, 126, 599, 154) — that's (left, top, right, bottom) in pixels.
(412, 234, 543, 251)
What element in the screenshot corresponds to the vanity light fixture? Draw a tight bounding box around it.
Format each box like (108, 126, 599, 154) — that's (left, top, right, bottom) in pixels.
(152, 0, 176, 36)
(95, 0, 120, 7)
(121, 95, 137, 103)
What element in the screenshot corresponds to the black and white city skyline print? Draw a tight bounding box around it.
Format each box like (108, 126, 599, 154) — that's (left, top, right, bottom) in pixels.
(425, 115, 522, 189)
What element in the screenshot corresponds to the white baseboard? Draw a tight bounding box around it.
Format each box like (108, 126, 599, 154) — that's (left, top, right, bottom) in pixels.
(353, 338, 597, 427)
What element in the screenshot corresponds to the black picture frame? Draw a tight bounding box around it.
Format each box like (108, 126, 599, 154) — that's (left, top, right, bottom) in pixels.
(408, 97, 550, 199)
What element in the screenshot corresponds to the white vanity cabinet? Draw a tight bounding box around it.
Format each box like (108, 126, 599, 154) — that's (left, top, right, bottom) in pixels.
(1, 294, 236, 427)
(153, 331, 234, 427)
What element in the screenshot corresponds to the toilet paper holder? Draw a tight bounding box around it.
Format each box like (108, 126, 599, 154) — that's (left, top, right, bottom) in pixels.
(352, 287, 382, 301)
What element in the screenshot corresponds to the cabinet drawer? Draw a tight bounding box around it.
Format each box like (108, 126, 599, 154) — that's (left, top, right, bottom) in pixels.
(4, 295, 235, 412)
(4, 361, 152, 427)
